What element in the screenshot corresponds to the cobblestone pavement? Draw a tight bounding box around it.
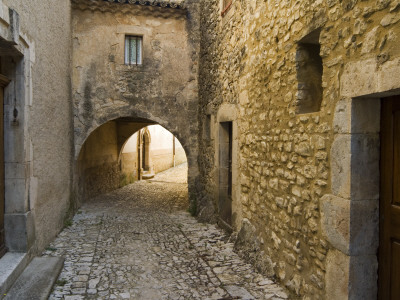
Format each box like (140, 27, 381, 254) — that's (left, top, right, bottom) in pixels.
(43, 163, 289, 300)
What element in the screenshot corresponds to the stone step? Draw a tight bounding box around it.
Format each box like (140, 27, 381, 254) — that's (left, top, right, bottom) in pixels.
(0, 252, 29, 299)
(142, 172, 155, 179)
(4, 257, 64, 300)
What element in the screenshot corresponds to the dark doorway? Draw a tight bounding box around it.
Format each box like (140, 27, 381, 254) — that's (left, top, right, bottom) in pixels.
(0, 73, 9, 259)
(219, 121, 232, 229)
(379, 96, 400, 299)
(142, 134, 147, 170)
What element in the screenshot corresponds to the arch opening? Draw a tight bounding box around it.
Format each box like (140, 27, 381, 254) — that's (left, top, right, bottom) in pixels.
(75, 117, 189, 208)
(119, 124, 187, 184)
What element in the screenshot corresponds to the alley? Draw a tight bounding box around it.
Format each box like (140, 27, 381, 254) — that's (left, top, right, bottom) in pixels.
(43, 164, 288, 300)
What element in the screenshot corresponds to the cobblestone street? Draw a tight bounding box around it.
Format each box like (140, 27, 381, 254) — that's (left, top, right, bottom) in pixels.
(43, 164, 288, 300)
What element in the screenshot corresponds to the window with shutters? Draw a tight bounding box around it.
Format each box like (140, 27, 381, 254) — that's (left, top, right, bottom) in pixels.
(125, 35, 142, 65)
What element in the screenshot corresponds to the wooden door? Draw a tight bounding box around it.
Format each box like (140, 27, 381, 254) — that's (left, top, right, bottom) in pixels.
(379, 96, 400, 299)
(218, 122, 232, 229)
(0, 74, 8, 259)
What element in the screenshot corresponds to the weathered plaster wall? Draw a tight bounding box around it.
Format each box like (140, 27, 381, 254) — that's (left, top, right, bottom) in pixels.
(120, 133, 139, 184)
(120, 125, 187, 184)
(147, 125, 186, 173)
(199, 0, 400, 298)
(2, 0, 72, 252)
(72, 0, 200, 210)
(120, 152, 138, 185)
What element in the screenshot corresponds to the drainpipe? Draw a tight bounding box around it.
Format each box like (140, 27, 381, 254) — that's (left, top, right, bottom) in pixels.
(173, 135, 176, 167)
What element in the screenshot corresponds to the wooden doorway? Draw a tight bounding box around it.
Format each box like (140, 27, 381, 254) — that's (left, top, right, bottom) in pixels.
(0, 74, 9, 259)
(379, 96, 400, 299)
(142, 133, 147, 170)
(218, 121, 232, 229)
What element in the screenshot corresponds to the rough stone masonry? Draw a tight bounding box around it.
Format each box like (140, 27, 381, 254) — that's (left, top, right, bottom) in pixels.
(198, 0, 400, 299)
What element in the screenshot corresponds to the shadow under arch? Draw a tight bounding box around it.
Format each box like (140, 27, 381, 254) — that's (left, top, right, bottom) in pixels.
(75, 111, 192, 161)
(74, 113, 197, 214)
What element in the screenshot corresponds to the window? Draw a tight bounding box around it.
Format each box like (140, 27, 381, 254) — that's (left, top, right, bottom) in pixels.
(221, 0, 232, 16)
(125, 35, 142, 65)
(295, 29, 323, 114)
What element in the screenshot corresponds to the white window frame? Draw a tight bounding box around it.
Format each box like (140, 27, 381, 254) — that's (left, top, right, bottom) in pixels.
(125, 35, 143, 65)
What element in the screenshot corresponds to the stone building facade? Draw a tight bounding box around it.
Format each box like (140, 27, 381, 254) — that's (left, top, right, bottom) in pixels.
(0, 0, 72, 294)
(0, 0, 399, 299)
(72, 0, 201, 208)
(198, 0, 400, 299)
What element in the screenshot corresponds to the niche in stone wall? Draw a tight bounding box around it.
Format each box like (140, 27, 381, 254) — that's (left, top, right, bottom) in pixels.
(295, 29, 323, 114)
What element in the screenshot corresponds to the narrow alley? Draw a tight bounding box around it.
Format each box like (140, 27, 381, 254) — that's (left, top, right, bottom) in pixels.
(42, 164, 288, 300)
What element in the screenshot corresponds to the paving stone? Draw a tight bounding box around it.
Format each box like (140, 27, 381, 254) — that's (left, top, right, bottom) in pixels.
(43, 165, 288, 299)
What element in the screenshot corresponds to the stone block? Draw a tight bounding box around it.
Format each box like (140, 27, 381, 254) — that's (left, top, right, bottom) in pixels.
(320, 195, 350, 254)
(4, 178, 26, 213)
(0, 252, 29, 297)
(217, 104, 237, 122)
(321, 195, 379, 258)
(349, 255, 378, 300)
(4, 211, 35, 252)
(378, 58, 400, 93)
(349, 200, 379, 256)
(8, 8, 19, 44)
(225, 285, 254, 300)
(331, 133, 380, 201)
(351, 98, 381, 134)
(341, 58, 400, 99)
(325, 249, 350, 300)
(3, 110, 25, 162)
(4, 257, 64, 300)
(331, 135, 351, 199)
(350, 134, 380, 201)
(333, 98, 351, 134)
(340, 58, 377, 98)
(4, 162, 25, 179)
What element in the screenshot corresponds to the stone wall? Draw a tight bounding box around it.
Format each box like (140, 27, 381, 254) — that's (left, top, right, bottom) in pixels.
(1, 0, 72, 253)
(72, 0, 201, 210)
(199, 0, 400, 298)
(77, 122, 120, 199)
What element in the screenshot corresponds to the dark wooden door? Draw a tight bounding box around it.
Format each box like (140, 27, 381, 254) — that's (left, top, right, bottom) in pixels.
(142, 135, 146, 170)
(219, 122, 232, 228)
(379, 96, 400, 299)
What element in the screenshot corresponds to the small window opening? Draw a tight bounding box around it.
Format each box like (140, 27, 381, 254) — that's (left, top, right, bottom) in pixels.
(125, 36, 142, 65)
(296, 29, 323, 114)
(221, 0, 232, 16)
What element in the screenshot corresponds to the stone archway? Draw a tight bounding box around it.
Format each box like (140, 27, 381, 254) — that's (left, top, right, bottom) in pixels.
(74, 113, 199, 214)
(71, 0, 201, 216)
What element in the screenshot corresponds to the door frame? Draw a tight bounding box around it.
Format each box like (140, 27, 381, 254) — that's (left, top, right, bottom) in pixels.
(218, 121, 233, 228)
(214, 104, 239, 231)
(0, 73, 10, 258)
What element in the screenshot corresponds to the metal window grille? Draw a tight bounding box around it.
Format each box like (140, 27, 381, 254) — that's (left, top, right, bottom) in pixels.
(125, 36, 142, 65)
